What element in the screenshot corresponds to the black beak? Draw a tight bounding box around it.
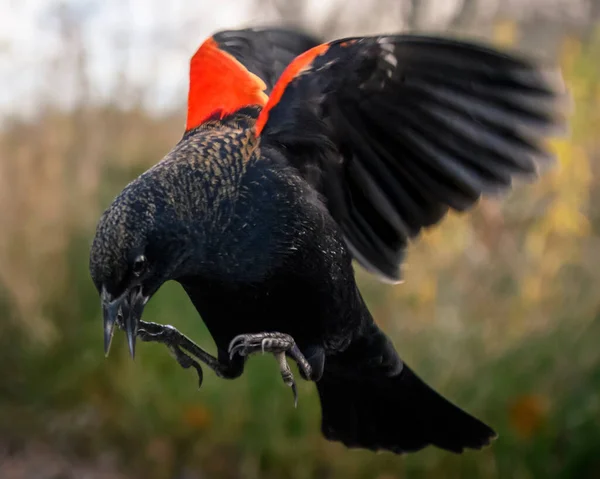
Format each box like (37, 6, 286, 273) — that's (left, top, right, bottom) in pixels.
(102, 286, 148, 359)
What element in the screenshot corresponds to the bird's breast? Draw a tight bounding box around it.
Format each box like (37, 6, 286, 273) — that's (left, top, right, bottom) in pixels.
(202, 158, 316, 282)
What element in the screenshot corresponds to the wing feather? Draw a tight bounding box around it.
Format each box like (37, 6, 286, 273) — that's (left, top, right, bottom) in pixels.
(256, 34, 569, 281)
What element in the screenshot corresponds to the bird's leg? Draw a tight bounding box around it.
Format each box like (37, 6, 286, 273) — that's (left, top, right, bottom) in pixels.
(228, 332, 313, 407)
(137, 320, 227, 386)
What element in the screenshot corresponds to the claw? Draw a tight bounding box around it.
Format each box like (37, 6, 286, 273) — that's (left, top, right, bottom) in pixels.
(169, 346, 204, 389)
(228, 334, 247, 360)
(291, 382, 298, 409)
(227, 332, 312, 408)
(137, 320, 229, 385)
(227, 334, 245, 360)
(229, 343, 242, 361)
(275, 351, 298, 408)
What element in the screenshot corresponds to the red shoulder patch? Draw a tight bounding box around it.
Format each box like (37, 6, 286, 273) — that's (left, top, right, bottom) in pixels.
(186, 37, 269, 131)
(254, 43, 329, 136)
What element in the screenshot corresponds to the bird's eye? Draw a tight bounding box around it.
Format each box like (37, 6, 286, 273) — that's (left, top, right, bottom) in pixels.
(132, 255, 147, 277)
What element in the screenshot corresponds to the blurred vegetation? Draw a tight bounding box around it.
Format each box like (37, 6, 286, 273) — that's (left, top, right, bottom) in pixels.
(1, 2, 600, 478)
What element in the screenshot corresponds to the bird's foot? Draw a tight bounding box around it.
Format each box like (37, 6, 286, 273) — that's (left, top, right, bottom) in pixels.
(137, 321, 221, 388)
(228, 332, 312, 407)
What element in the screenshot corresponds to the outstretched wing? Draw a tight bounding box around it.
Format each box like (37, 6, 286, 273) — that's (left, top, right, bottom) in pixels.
(255, 35, 569, 282)
(185, 27, 321, 131)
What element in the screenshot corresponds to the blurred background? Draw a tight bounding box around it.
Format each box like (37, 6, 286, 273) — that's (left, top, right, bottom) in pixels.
(1, 0, 599, 478)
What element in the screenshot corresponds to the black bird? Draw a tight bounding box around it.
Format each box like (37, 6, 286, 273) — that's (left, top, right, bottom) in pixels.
(89, 27, 568, 454)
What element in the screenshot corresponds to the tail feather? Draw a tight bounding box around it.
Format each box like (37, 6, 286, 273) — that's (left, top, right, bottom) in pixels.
(316, 324, 496, 454)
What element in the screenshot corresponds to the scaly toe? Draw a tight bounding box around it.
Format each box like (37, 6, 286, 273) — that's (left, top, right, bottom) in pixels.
(261, 338, 276, 354)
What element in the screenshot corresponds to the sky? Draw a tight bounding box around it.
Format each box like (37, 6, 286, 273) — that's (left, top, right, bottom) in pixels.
(0, 0, 279, 118)
(0, 0, 586, 120)
(0, 0, 466, 119)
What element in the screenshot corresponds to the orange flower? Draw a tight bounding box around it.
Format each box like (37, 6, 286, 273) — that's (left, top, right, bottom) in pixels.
(509, 394, 550, 439)
(182, 404, 212, 431)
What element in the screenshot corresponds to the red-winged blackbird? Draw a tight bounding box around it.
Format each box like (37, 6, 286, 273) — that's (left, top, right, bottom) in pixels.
(90, 27, 568, 454)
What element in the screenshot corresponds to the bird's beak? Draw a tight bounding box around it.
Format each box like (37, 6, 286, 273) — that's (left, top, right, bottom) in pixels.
(102, 286, 149, 359)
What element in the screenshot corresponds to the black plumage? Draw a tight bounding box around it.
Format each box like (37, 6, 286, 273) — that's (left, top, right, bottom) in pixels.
(212, 27, 321, 93)
(259, 35, 567, 281)
(89, 28, 568, 455)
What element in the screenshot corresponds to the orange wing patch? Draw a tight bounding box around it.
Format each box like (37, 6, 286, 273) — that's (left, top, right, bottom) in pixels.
(254, 43, 329, 136)
(186, 37, 269, 132)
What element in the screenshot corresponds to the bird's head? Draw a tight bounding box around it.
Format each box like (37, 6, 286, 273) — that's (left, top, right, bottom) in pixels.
(89, 174, 193, 358)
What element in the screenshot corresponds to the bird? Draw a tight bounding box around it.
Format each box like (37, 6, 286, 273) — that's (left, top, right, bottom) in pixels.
(89, 26, 568, 455)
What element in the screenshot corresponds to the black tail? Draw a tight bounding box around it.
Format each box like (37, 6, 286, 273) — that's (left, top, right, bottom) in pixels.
(316, 322, 496, 454)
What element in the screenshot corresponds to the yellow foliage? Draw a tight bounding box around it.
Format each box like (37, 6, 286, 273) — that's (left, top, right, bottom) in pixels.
(546, 202, 589, 236)
(524, 231, 546, 260)
(560, 35, 582, 77)
(493, 19, 519, 47)
(420, 212, 472, 267)
(419, 277, 437, 305)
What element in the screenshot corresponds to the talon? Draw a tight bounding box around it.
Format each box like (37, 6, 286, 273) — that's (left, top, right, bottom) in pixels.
(291, 381, 298, 409)
(228, 334, 245, 353)
(226, 332, 312, 405)
(229, 342, 245, 361)
(228, 335, 246, 359)
(169, 346, 204, 386)
(135, 320, 233, 385)
(275, 351, 299, 408)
